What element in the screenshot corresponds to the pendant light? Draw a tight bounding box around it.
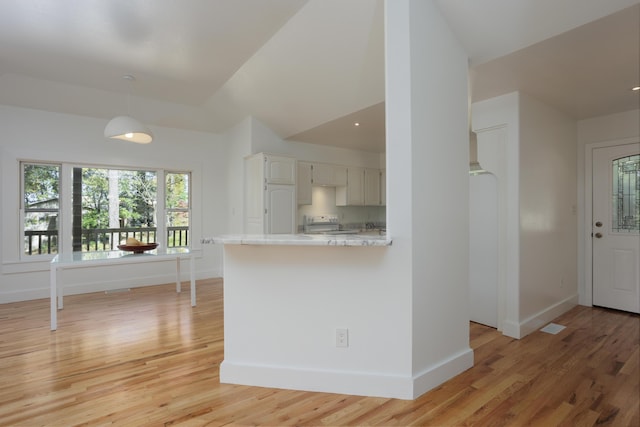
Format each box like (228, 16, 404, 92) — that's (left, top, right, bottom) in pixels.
(104, 75, 153, 144)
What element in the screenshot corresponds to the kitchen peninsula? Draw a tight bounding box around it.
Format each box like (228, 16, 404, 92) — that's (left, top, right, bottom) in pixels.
(202, 232, 400, 397)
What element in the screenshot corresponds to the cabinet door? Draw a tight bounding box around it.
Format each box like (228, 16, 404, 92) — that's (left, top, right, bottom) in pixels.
(336, 167, 364, 206)
(265, 155, 296, 184)
(266, 184, 296, 234)
(297, 161, 313, 205)
(312, 163, 347, 186)
(364, 168, 381, 206)
(333, 165, 347, 186)
(312, 163, 332, 185)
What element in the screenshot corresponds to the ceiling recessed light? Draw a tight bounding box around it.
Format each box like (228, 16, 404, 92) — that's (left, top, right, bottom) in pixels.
(354, 122, 360, 127)
(632, 86, 640, 91)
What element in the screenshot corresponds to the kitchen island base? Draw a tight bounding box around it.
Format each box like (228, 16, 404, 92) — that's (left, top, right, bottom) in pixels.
(214, 237, 473, 400)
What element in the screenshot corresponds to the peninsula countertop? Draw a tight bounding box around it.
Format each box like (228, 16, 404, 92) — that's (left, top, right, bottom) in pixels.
(201, 233, 392, 247)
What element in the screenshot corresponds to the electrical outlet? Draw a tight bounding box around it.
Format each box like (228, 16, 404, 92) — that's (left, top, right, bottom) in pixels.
(336, 328, 349, 348)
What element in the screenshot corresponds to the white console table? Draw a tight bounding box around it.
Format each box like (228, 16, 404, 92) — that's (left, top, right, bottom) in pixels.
(50, 248, 195, 330)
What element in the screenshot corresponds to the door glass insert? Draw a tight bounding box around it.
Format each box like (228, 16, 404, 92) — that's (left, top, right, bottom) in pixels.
(612, 154, 639, 232)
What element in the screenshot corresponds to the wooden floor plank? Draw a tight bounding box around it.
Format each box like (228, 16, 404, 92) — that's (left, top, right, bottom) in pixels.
(0, 279, 638, 426)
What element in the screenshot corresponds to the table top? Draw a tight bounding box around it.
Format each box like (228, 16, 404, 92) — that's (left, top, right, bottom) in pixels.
(51, 247, 191, 265)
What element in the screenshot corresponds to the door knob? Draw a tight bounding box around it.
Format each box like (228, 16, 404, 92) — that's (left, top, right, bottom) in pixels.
(595, 221, 603, 227)
(595, 232, 603, 238)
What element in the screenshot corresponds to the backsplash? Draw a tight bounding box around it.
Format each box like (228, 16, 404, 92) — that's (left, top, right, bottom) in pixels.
(297, 186, 386, 230)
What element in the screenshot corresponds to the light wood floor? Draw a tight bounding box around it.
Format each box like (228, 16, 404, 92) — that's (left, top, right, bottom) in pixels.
(0, 279, 637, 426)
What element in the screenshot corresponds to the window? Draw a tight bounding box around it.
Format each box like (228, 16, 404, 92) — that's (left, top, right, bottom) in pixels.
(22, 162, 191, 256)
(22, 163, 60, 255)
(72, 167, 158, 251)
(612, 154, 639, 232)
(166, 172, 190, 247)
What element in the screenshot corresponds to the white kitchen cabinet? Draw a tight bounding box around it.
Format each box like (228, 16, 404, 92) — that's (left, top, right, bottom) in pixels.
(244, 153, 296, 234)
(332, 165, 348, 186)
(364, 168, 382, 206)
(297, 161, 312, 205)
(336, 167, 365, 206)
(312, 163, 347, 186)
(265, 184, 296, 233)
(265, 154, 296, 184)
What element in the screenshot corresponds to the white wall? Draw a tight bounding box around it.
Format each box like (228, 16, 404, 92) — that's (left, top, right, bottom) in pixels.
(577, 110, 640, 145)
(518, 93, 578, 333)
(223, 117, 253, 234)
(576, 109, 640, 306)
(472, 92, 579, 338)
(221, 244, 412, 397)
(0, 105, 227, 302)
(401, 0, 472, 384)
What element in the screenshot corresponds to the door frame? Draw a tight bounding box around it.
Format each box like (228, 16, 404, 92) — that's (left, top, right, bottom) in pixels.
(584, 137, 640, 307)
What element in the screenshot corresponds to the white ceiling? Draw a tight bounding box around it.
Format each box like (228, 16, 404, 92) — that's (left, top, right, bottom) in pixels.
(0, 0, 638, 153)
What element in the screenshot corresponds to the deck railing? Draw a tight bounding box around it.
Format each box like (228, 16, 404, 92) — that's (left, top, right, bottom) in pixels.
(24, 226, 189, 255)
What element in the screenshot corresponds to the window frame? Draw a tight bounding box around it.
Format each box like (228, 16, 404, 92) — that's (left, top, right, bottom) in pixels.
(20, 162, 62, 261)
(20, 161, 192, 259)
(165, 171, 192, 248)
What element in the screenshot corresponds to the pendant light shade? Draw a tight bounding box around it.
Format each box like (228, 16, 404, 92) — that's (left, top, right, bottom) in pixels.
(104, 115, 153, 144)
(105, 74, 153, 144)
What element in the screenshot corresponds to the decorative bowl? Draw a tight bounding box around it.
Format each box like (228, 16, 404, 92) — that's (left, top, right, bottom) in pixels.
(117, 243, 159, 254)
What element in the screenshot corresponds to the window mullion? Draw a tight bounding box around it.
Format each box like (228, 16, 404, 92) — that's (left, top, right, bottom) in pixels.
(60, 163, 73, 255)
(156, 169, 166, 248)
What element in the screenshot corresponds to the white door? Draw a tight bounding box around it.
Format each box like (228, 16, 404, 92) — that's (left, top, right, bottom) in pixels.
(592, 143, 640, 313)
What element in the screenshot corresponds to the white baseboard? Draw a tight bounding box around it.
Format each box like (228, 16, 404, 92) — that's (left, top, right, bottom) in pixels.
(501, 320, 522, 339)
(502, 294, 579, 339)
(221, 361, 414, 399)
(412, 348, 474, 398)
(221, 347, 474, 400)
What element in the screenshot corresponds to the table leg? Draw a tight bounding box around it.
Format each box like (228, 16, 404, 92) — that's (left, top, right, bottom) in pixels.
(190, 254, 196, 307)
(50, 265, 57, 331)
(176, 257, 182, 293)
(58, 280, 63, 309)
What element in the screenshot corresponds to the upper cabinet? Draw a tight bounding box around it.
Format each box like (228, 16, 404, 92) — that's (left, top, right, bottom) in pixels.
(336, 167, 385, 206)
(336, 167, 365, 206)
(312, 163, 347, 187)
(297, 159, 385, 207)
(265, 154, 296, 184)
(297, 161, 313, 205)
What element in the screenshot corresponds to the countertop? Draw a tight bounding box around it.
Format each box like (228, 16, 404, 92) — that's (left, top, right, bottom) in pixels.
(201, 233, 392, 247)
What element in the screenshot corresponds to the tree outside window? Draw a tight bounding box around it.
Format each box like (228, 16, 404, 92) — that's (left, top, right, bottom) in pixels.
(73, 167, 158, 251)
(166, 172, 190, 247)
(23, 163, 60, 255)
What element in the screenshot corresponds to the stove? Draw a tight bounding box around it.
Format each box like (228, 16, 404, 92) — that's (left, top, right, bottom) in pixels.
(303, 215, 359, 234)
